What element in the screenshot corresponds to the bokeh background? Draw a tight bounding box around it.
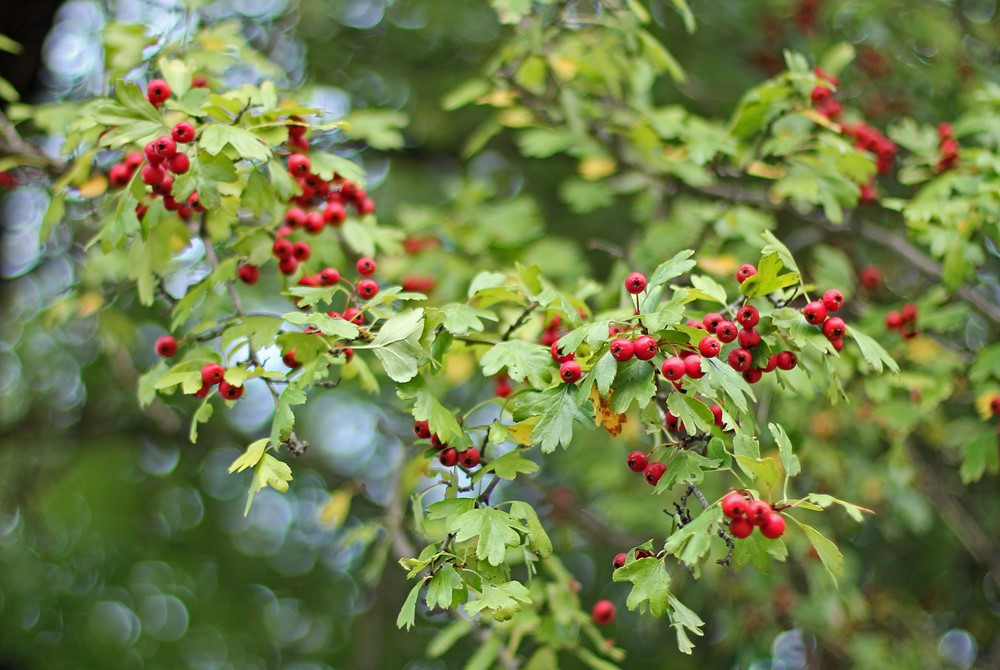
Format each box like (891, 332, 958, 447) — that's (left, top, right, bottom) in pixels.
(2, 1, 999, 668)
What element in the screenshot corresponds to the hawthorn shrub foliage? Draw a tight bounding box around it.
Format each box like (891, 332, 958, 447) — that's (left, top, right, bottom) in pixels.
(6, 0, 1000, 666)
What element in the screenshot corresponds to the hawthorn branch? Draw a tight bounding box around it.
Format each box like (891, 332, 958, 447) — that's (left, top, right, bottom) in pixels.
(503, 302, 539, 341)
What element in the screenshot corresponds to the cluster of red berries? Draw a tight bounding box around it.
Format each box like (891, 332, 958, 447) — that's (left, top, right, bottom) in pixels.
(845, 120, 898, 203)
(937, 122, 960, 173)
(153, 334, 244, 400)
(721, 491, 786, 540)
(624, 449, 668, 487)
(885, 303, 918, 338)
(810, 67, 843, 121)
(541, 314, 589, 385)
(413, 420, 481, 469)
(801, 288, 849, 351)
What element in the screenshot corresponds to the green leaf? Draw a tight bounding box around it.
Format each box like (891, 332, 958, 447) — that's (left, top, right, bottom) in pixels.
(663, 507, 722, 572)
(657, 450, 720, 490)
(612, 557, 671, 617)
(397, 579, 425, 630)
(690, 275, 727, 304)
(848, 327, 899, 374)
(702, 357, 755, 413)
(480, 340, 551, 386)
(591, 350, 618, 396)
(517, 385, 594, 453)
(436, 303, 498, 335)
(792, 518, 844, 584)
(200, 124, 271, 161)
(426, 564, 465, 610)
(732, 530, 787, 573)
(508, 501, 553, 558)
(282, 311, 360, 339)
(370, 309, 425, 383)
(648, 250, 696, 288)
(734, 455, 782, 491)
(228, 438, 270, 475)
(960, 430, 1000, 484)
(803, 493, 872, 523)
(610, 358, 656, 414)
(739, 253, 799, 298)
(637, 29, 686, 82)
(760, 230, 798, 272)
(442, 78, 491, 111)
(344, 109, 407, 150)
(769, 422, 801, 478)
(451, 507, 523, 566)
(482, 450, 539, 480)
(667, 393, 715, 434)
(189, 399, 213, 443)
(464, 580, 532, 619)
(412, 389, 462, 443)
(270, 384, 306, 449)
(668, 595, 704, 655)
(517, 127, 577, 158)
(245, 453, 293, 516)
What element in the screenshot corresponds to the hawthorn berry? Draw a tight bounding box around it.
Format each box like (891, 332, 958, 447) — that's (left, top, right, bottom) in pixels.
(803, 301, 827, 325)
(710, 404, 723, 427)
(146, 78, 171, 104)
(343, 307, 365, 325)
(592, 600, 616, 626)
(144, 141, 164, 164)
(665, 412, 682, 433)
(152, 175, 174, 196)
(610, 338, 635, 362)
(830, 338, 845, 352)
(701, 313, 723, 333)
(304, 212, 325, 234)
(166, 152, 190, 174)
(728, 348, 752, 372)
(885, 311, 903, 329)
(738, 328, 761, 349)
(776, 351, 797, 371)
(282, 350, 301, 368)
(551, 341, 575, 362)
(430, 434, 447, 450)
(188, 191, 205, 212)
(559, 360, 582, 383)
(643, 461, 666, 486)
(298, 275, 319, 288)
(901, 303, 918, 323)
(155, 335, 178, 358)
(721, 492, 748, 519)
(109, 163, 131, 188)
(292, 241, 311, 261)
(319, 267, 341, 286)
(237, 263, 259, 285)
(736, 305, 760, 328)
(686, 319, 707, 331)
(324, 201, 347, 226)
(141, 163, 165, 185)
(684, 355, 705, 379)
(625, 272, 647, 294)
(747, 500, 772, 526)
(763, 355, 778, 373)
(859, 266, 881, 290)
(729, 516, 754, 539)
(736, 264, 757, 284)
(356, 257, 377, 276)
(633, 335, 658, 361)
(124, 151, 145, 170)
(438, 448, 459, 467)
(698, 336, 721, 358)
(201, 363, 225, 386)
(219, 381, 244, 401)
(495, 377, 513, 398)
(194, 382, 211, 398)
(171, 121, 195, 143)
(357, 278, 379, 299)
(272, 238, 294, 260)
(285, 207, 307, 228)
(990, 397, 1000, 416)
(626, 451, 648, 473)
(413, 420, 431, 439)
(760, 512, 786, 539)
(716, 321, 738, 343)
(822, 317, 846, 340)
(742, 368, 763, 384)
(613, 553, 627, 569)
(460, 447, 481, 468)
(822, 289, 844, 312)
(288, 154, 311, 175)
(278, 256, 299, 275)
(661, 356, 685, 381)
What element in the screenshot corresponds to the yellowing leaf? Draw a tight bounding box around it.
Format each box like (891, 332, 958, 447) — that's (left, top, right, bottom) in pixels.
(590, 386, 628, 437)
(579, 155, 616, 180)
(78, 174, 108, 198)
(747, 161, 786, 179)
(498, 107, 535, 128)
(548, 56, 578, 80)
(318, 487, 355, 529)
(507, 418, 539, 445)
(479, 89, 516, 107)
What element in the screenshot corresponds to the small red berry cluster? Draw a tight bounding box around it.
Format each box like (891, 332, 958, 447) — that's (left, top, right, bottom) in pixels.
(413, 420, 481, 469)
(845, 121, 898, 203)
(810, 67, 843, 121)
(885, 302, 918, 338)
(152, 335, 245, 400)
(721, 491, 786, 540)
(541, 314, 590, 385)
(801, 288, 849, 351)
(936, 122, 960, 173)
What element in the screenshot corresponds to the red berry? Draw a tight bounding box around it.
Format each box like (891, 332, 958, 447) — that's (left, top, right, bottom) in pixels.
(710, 403, 723, 427)
(343, 307, 365, 325)
(152, 136, 176, 159)
(430, 434, 447, 450)
(278, 256, 299, 275)
(155, 335, 178, 358)
(460, 447, 481, 468)
(885, 310, 902, 329)
(633, 335, 658, 361)
(356, 257, 377, 276)
(413, 420, 431, 439)
(698, 336, 721, 358)
(559, 360, 582, 383)
(171, 121, 195, 143)
(166, 152, 189, 174)
(141, 163, 165, 185)
(298, 275, 319, 288)
(859, 266, 881, 290)
(736, 305, 760, 328)
(729, 516, 754, 539)
(660, 356, 685, 381)
(643, 461, 666, 486)
(625, 272, 647, 294)
(219, 381, 244, 400)
(273, 238, 294, 260)
(146, 78, 171, 104)
(304, 212, 325, 234)
(738, 328, 761, 349)
(990, 397, 1000, 416)
(626, 451, 648, 472)
(319, 267, 340, 286)
(686, 319, 706, 331)
(282, 350, 300, 368)
(357, 278, 379, 299)
(292, 241, 311, 261)
(830, 338, 845, 352)
(822, 317, 846, 340)
(550, 341, 575, 363)
(742, 368, 763, 384)
(716, 321, 738, 343)
(323, 201, 347, 226)
(358, 197, 376, 215)
(188, 191, 205, 212)
(665, 412, 682, 433)
(288, 154, 311, 175)
(721, 492, 748, 519)
(822, 289, 844, 312)
(191, 74, 209, 88)
(612, 553, 627, 569)
(237, 263, 259, 285)
(901, 303, 918, 323)
(193, 382, 211, 398)
(144, 141, 164, 164)
(727, 348, 751, 372)
(736, 264, 757, 284)
(109, 163, 131, 188)
(760, 512, 786, 539)
(747, 500, 772, 526)
(610, 338, 635, 362)
(284, 207, 307, 228)
(152, 175, 174, 196)
(124, 151, 145, 170)
(776, 351, 797, 371)
(495, 378, 513, 398)
(201, 363, 225, 386)
(684, 355, 705, 379)
(803, 301, 827, 325)
(592, 599, 616, 626)
(439, 448, 459, 467)
(702, 313, 724, 333)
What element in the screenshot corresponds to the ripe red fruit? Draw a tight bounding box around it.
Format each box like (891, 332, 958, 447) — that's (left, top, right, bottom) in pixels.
(710, 403, 723, 427)
(665, 412, 682, 433)
(495, 378, 513, 398)
(298, 275, 319, 289)
(153, 135, 177, 158)
(747, 500, 772, 526)
(727, 348, 751, 372)
(822, 317, 847, 340)
(685, 319, 706, 331)
(282, 350, 301, 368)
(273, 238, 294, 259)
(356, 257, 377, 276)
(742, 368, 763, 384)
(592, 599, 616, 625)
(146, 78, 171, 104)
(738, 328, 761, 349)
(166, 152, 189, 174)
(633, 335, 658, 361)
(764, 355, 778, 372)
(155, 335, 178, 358)
(859, 266, 881, 290)
(736, 305, 760, 328)
(736, 264, 757, 284)
(430, 434, 447, 450)
(188, 191, 205, 212)
(625, 272, 647, 294)
(191, 74, 209, 88)
(643, 461, 666, 486)
(776, 351, 797, 371)
(885, 310, 902, 329)
(626, 451, 648, 472)
(284, 207, 306, 228)
(438, 448, 459, 467)
(613, 553, 627, 569)
(760, 512, 786, 539)
(193, 382, 211, 398)
(703, 313, 724, 333)
(715, 321, 738, 343)
(288, 154, 311, 175)
(559, 360, 582, 383)
(171, 121, 195, 143)
(124, 151, 144, 170)
(343, 307, 365, 325)
(660, 356, 685, 381)
(684, 355, 705, 379)
(109, 163, 131, 188)
(358, 198, 376, 215)
(698, 336, 721, 358)
(152, 175, 174, 196)
(278, 256, 299, 275)
(990, 397, 1000, 416)
(550, 341, 575, 362)
(319, 267, 340, 286)
(324, 201, 347, 226)
(304, 212, 325, 234)
(237, 263, 259, 285)
(610, 338, 635, 362)
(721, 492, 748, 519)
(413, 420, 431, 439)
(803, 301, 827, 325)
(357, 278, 379, 299)
(219, 381, 244, 401)
(822, 289, 845, 312)
(729, 516, 754, 539)
(141, 163, 165, 185)
(201, 363, 225, 386)
(461, 447, 481, 468)
(830, 338, 845, 352)
(144, 141, 165, 164)
(901, 303, 918, 323)
(292, 241, 311, 261)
